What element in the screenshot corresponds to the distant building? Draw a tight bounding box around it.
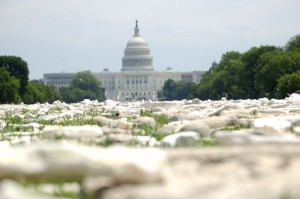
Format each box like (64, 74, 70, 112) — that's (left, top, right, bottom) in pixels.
(43, 73, 74, 90)
(43, 21, 204, 101)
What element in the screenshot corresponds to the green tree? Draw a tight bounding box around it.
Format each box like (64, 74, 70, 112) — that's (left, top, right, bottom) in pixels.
(193, 61, 218, 99)
(194, 34, 300, 100)
(0, 67, 20, 104)
(241, 46, 278, 99)
(175, 81, 195, 100)
(162, 79, 195, 100)
(157, 90, 165, 100)
(277, 71, 300, 98)
(194, 51, 246, 100)
(71, 71, 104, 97)
(59, 71, 105, 103)
(193, 81, 211, 100)
(162, 79, 176, 100)
(211, 52, 245, 99)
(59, 87, 75, 103)
(255, 50, 300, 98)
(285, 34, 300, 52)
(22, 80, 60, 104)
(0, 56, 29, 97)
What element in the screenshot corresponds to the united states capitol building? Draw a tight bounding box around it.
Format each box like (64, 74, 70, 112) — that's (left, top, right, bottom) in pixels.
(44, 21, 204, 101)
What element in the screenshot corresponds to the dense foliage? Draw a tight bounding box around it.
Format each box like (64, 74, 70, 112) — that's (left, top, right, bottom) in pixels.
(0, 55, 62, 104)
(159, 79, 195, 100)
(277, 71, 300, 99)
(194, 33, 300, 100)
(59, 71, 106, 103)
(0, 55, 29, 96)
(0, 55, 105, 104)
(22, 80, 61, 104)
(0, 67, 20, 103)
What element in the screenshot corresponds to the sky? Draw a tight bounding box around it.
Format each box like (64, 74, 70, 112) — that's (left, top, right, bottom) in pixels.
(0, 0, 300, 80)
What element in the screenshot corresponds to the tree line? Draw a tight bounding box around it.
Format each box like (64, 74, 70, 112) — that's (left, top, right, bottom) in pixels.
(1, 33, 300, 104)
(161, 33, 300, 100)
(0, 55, 105, 104)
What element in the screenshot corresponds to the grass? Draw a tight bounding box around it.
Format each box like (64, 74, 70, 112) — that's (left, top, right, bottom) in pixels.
(0, 104, 222, 198)
(2, 113, 26, 134)
(58, 117, 99, 126)
(101, 137, 114, 147)
(1, 111, 102, 142)
(132, 124, 166, 141)
(140, 109, 169, 128)
(21, 180, 92, 199)
(47, 106, 64, 114)
(0, 106, 219, 148)
(196, 137, 218, 147)
(221, 123, 251, 131)
(133, 109, 170, 142)
(250, 109, 258, 116)
(21, 108, 30, 115)
(136, 110, 218, 147)
(280, 193, 293, 199)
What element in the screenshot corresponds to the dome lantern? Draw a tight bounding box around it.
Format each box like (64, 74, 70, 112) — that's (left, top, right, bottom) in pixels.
(134, 20, 140, 37)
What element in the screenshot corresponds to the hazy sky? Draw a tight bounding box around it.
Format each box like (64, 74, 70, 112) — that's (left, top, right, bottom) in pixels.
(0, 0, 299, 80)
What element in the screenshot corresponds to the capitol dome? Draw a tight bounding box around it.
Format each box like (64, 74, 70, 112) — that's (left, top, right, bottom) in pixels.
(121, 20, 154, 71)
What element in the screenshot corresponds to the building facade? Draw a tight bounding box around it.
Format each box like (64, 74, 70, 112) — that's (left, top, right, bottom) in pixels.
(43, 73, 74, 90)
(43, 21, 204, 101)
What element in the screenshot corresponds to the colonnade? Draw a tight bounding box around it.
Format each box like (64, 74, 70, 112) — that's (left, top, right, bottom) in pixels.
(122, 59, 152, 67)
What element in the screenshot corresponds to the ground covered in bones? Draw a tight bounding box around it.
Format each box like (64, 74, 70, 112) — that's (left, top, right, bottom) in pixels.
(1, 95, 300, 199)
